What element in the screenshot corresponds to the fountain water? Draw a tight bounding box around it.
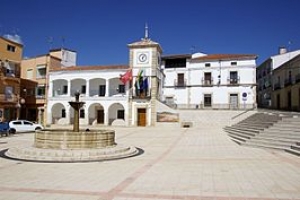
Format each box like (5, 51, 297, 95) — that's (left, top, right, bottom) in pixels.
(4, 93, 139, 162)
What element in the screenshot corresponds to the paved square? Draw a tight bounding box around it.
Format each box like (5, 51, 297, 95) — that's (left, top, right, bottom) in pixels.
(0, 120, 299, 200)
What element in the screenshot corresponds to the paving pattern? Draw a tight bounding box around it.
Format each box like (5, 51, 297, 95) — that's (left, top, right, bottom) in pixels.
(0, 114, 299, 200)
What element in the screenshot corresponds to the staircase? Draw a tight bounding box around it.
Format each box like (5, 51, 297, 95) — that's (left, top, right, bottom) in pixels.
(224, 112, 300, 156)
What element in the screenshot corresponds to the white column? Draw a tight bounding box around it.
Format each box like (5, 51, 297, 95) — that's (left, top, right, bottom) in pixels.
(49, 81, 53, 97)
(67, 80, 71, 96)
(86, 79, 90, 97)
(104, 110, 109, 126)
(105, 79, 109, 97)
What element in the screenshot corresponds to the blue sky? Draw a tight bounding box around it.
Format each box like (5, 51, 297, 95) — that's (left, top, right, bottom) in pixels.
(1, 0, 299, 65)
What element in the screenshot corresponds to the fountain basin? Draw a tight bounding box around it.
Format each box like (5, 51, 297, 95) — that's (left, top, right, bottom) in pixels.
(35, 129, 116, 149)
(4, 129, 140, 162)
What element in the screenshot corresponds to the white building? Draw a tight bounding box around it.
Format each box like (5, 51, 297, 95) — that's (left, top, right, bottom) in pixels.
(161, 53, 257, 109)
(47, 30, 257, 127)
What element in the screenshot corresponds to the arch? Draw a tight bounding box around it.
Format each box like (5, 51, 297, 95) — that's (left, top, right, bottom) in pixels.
(88, 103, 105, 125)
(53, 79, 68, 96)
(108, 103, 125, 125)
(109, 77, 123, 96)
(51, 103, 66, 124)
(70, 78, 86, 96)
(89, 78, 106, 97)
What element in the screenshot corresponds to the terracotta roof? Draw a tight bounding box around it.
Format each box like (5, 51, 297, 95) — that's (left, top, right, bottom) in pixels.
(192, 54, 257, 61)
(50, 65, 129, 72)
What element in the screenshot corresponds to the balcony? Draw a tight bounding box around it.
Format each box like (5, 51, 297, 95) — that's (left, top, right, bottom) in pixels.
(0, 94, 18, 103)
(174, 79, 187, 88)
(202, 79, 213, 86)
(284, 78, 293, 87)
(295, 74, 300, 83)
(227, 77, 240, 85)
(273, 82, 281, 90)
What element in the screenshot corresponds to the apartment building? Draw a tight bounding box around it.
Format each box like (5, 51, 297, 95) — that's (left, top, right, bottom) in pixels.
(161, 53, 257, 110)
(21, 48, 77, 124)
(272, 54, 300, 111)
(0, 36, 23, 122)
(257, 48, 300, 108)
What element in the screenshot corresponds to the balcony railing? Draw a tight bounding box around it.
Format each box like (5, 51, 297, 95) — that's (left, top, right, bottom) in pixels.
(174, 79, 187, 87)
(0, 94, 18, 103)
(227, 77, 240, 85)
(273, 82, 281, 90)
(202, 79, 213, 86)
(295, 74, 300, 83)
(284, 78, 293, 87)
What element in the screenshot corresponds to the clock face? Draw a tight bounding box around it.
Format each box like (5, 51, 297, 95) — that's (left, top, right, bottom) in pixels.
(138, 53, 148, 63)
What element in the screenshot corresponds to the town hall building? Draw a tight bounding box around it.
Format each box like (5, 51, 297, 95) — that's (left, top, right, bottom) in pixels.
(46, 28, 257, 127)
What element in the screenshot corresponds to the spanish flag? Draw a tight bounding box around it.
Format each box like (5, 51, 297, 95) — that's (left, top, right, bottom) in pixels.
(120, 69, 132, 84)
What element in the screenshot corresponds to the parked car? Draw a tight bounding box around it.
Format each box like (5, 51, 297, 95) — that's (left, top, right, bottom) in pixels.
(9, 120, 44, 133)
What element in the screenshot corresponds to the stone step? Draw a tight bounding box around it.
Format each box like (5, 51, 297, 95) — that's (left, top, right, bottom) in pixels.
(244, 142, 287, 151)
(285, 146, 300, 156)
(260, 131, 300, 138)
(233, 124, 265, 131)
(227, 133, 247, 144)
(226, 130, 253, 140)
(237, 122, 272, 128)
(246, 138, 292, 148)
(258, 133, 300, 140)
(254, 135, 299, 144)
(224, 126, 259, 135)
(267, 126, 300, 132)
(272, 123, 300, 128)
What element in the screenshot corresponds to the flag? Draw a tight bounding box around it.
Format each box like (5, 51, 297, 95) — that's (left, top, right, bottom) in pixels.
(135, 69, 143, 89)
(143, 77, 148, 90)
(120, 69, 132, 84)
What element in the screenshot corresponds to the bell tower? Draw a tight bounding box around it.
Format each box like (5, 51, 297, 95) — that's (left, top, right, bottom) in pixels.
(127, 24, 163, 126)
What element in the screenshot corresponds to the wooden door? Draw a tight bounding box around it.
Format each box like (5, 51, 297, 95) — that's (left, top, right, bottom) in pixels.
(229, 94, 238, 109)
(137, 108, 146, 126)
(97, 110, 104, 124)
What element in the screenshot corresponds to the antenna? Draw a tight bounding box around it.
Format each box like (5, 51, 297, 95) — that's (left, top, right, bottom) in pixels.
(61, 36, 65, 49)
(190, 45, 196, 54)
(145, 23, 149, 39)
(48, 36, 54, 50)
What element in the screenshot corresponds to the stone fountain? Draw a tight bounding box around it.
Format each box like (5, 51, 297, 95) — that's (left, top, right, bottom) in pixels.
(4, 92, 139, 162)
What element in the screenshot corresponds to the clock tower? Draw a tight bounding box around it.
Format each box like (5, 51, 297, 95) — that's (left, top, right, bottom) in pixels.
(127, 24, 163, 126)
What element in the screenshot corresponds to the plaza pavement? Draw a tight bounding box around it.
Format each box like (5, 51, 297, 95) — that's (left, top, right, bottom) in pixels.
(0, 111, 299, 200)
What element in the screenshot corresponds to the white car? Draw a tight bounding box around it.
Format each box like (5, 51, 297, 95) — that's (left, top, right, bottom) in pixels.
(9, 120, 44, 133)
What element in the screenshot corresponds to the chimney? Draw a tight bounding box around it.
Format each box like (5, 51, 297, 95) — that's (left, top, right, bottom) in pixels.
(278, 47, 287, 55)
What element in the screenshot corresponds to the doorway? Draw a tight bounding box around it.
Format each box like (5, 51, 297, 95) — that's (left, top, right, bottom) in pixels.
(137, 108, 146, 126)
(229, 94, 238, 109)
(97, 110, 104, 124)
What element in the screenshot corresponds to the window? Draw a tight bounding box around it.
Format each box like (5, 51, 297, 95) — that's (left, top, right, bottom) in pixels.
(99, 85, 106, 96)
(231, 62, 237, 66)
(117, 110, 125, 119)
(165, 58, 186, 68)
(230, 71, 238, 84)
(12, 121, 22, 125)
(24, 121, 33, 125)
(7, 44, 16, 52)
(36, 65, 46, 79)
(63, 85, 68, 94)
(204, 94, 212, 107)
(205, 63, 211, 67)
(204, 72, 212, 85)
(36, 85, 45, 97)
(26, 69, 33, 79)
(61, 109, 66, 118)
(80, 109, 85, 118)
(177, 73, 185, 86)
(118, 85, 125, 93)
(81, 85, 86, 94)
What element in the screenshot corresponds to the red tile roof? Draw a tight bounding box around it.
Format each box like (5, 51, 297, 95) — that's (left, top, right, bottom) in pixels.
(192, 54, 257, 61)
(50, 65, 129, 72)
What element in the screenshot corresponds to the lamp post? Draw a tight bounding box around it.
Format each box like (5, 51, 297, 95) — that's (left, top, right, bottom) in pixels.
(16, 98, 25, 120)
